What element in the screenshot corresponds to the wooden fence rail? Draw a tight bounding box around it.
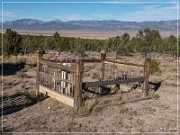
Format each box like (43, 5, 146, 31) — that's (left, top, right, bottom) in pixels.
(46, 57, 101, 63)
(40, 59, 75, 72)
(83, 77, 145, 87)
(104, 59, 144, 68)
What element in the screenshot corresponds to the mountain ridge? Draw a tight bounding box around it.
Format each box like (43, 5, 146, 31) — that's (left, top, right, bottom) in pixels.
(1, 19, 179, 31)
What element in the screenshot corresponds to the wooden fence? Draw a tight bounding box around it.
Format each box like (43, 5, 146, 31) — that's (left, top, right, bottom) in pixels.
(36, 50, 151, 109)
(36, 51, 83, 109)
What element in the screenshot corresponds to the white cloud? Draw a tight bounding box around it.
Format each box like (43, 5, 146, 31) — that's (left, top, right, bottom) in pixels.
(0, 11, 14, 17)
(120, 4, 179, 21)
(57, 4, 179, 22)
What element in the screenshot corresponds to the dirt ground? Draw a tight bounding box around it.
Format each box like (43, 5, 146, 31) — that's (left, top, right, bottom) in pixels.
(1, 52, 179, 134)
(16, 29, 177, 39)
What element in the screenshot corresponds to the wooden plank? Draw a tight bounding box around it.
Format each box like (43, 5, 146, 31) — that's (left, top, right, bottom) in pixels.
(43, 58, 101, 63)
(81, 58, 101, 63)
(83, 77, 145, 87)
(74, 60, 84, 109)
(40, 59, 75, 72)
(105, 59, 144, 68)
(100, 51, 106, 81)
(143, 57, 151, 97)
(36, 50, 41, 97)
(99, 51, 106, 93)
(43, 59, 76, 63)
(39, 85, 74, 107)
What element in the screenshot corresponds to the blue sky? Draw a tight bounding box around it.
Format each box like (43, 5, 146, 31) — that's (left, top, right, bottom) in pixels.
(0, 0, 179, 22)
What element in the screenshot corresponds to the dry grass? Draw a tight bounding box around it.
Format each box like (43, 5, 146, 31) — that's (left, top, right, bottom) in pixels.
(1, 52, 179, 132)
(2, 54, 36, 64)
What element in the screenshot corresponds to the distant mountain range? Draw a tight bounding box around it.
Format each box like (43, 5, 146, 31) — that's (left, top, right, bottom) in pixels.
(1, 19, 179, 31)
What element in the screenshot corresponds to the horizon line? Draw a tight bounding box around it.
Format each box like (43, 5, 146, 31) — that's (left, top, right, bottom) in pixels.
(1, 18, 180, 23)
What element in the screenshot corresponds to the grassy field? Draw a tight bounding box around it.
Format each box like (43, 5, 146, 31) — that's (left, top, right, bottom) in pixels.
(1, 52, 179, 134)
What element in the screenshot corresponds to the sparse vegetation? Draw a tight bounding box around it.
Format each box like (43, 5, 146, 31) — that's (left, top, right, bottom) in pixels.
(149, 90, 160, 100)
(150, 59, 162, 75)
(1, 28, 179, 57)
(12, 91, 37, 102)
(1, 41, 178, 132)
(25, 91, 37, 101)
(17, 71, 28, 78)
(74, 99, 99, 117)
(72, 98, 108, 117)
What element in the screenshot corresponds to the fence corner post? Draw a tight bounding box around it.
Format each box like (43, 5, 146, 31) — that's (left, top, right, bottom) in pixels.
(36, 50, 41, 98)
(74, 59, 84, 110)
(100, 50, 106, 81)
(143, 54, 151, 97)
(99, 50, 106, 93)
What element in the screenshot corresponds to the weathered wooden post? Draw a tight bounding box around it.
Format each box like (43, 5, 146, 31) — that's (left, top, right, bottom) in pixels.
(36, 50, 41, 97)
(100, 50, 106, 81)
(74, 59, 84, 109)
(143, 55, 151, 97)
(99, 50, 106, 93)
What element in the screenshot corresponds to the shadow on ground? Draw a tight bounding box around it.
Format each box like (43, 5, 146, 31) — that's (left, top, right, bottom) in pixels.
(0, 92, 47, 116)
(149, 80, 164, 92)
(0, 62, 26, 76)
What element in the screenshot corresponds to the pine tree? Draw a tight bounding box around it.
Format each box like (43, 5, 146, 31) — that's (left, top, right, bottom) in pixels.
(3, 28, 22, 56)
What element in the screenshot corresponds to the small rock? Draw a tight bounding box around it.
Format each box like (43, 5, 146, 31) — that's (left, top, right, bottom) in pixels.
(3, 118, 7, 121)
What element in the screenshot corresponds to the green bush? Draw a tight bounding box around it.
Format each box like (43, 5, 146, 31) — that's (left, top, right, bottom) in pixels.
(2, 28, 179, 57)
(150, 59, 161, 75)
(25, 91, 37, 101)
